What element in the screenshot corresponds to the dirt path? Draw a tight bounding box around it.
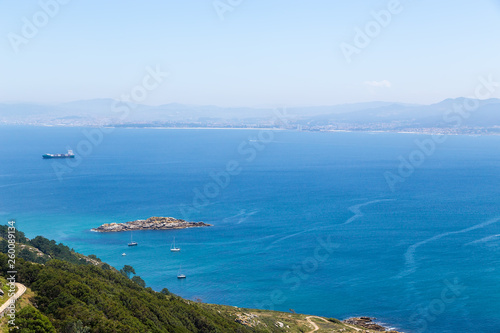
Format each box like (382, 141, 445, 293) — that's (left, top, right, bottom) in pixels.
(0, 283, 27, 317)
(343, 323, 362, 331)
(305, 316, 330, 333)
(305, 315, 365, 333)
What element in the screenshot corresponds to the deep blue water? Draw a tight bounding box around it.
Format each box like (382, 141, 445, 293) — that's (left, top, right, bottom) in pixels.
(1, 126, 499, 332)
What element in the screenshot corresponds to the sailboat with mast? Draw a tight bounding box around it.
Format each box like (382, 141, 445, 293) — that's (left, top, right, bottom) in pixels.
(177, 265, 186, 279)
(128, 231, 138, 246)
(170, 237, 180, 252)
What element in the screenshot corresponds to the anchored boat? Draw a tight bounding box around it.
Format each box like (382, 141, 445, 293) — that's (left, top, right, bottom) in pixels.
(128, 232, 138, 246)
(177, 265, 186, 279)
(170, 237, 180, 252)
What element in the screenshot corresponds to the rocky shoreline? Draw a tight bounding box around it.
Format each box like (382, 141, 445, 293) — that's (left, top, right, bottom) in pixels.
(343, 317, 402, 332)
(91, 216, 211, 232)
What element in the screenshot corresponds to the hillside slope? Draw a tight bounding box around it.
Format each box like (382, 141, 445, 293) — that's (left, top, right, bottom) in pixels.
(0, 226, 399, 332)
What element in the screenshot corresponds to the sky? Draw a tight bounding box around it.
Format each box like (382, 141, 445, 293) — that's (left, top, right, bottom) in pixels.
(1, 0, 499, 107)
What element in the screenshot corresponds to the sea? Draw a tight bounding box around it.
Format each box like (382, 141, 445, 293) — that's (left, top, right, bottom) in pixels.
(1, 125, 499, 333)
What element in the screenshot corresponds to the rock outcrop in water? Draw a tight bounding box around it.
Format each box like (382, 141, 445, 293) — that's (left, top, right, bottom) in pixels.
(91, 216, 211, 232)
(343, 317, 401, 332)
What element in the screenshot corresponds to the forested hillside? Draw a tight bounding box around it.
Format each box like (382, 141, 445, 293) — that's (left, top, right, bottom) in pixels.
(0, 225, 253, 332)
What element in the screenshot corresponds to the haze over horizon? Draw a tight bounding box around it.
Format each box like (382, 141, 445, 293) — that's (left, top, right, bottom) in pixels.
(1, 0, 500, 107)
(2, 96, 499, 109)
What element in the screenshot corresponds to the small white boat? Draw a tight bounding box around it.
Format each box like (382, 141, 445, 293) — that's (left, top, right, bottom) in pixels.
(177, 265, 186, 279)
(122, 253, 126, 256)
(170, 237, 180, 252)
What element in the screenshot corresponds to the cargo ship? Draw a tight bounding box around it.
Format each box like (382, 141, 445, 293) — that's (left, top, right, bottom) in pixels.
(42, 150, 75, 159)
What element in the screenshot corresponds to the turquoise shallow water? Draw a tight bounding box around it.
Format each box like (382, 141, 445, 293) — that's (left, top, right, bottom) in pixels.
(1, 126, 499, 332)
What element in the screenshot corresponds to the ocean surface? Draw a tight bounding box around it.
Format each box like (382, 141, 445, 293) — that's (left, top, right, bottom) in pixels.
(1, 126, 499, 332)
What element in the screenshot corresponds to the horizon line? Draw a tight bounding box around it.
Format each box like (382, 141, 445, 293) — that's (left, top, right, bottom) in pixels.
(1, 96, 499, 109)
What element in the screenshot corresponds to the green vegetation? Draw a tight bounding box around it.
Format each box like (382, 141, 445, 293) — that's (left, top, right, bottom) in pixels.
(0, 225, 92, 266)
(0, 225, 256, 332)
(131, 276, 146, 288)
(0, 226, 381, 332)
(12, 306, 56, 332)
(0, 276, 11, 305)
(327, 318, 343, 324)
(120, 264, 136, 278)
(0, 253, 254, 332)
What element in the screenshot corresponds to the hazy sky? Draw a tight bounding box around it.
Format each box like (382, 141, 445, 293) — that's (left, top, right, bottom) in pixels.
(1, 0, 499, 107)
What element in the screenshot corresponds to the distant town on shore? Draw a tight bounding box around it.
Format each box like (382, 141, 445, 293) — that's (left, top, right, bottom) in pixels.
(2, 98, 499, 136)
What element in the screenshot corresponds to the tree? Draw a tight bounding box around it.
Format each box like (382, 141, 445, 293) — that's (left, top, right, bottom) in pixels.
(18, 248, 38, 263)
(131, 276, 146, 288)
(87, 254, 101, 262)
(120, 265, 135, 278)
(0, 239, 7, 253)
(67, 320, 91, 333)
(13, 306, 56, 332)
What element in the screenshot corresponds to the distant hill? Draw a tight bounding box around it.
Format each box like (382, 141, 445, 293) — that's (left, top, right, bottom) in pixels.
(0, 98, 498, 134)
(305, 98, 500, 125)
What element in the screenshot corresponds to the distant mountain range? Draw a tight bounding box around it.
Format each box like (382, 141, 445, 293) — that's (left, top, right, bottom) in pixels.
(1, 98, 499, 134)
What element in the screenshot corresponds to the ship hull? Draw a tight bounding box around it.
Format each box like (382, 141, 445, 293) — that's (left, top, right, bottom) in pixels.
(42, 155, 75, 159)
